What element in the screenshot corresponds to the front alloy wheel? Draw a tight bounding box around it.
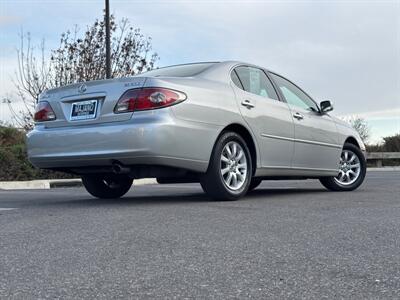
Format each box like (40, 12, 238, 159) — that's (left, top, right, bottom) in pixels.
(334, 149, 361, 186)
(320, 143, 366, 191)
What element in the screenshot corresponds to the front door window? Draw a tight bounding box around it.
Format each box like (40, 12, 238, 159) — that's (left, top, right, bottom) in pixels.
(270, 73, 319, 112)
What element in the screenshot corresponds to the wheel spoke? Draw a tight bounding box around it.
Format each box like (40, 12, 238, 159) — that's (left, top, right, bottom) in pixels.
(226, 172, 233, 184)
(226, 147, 232, 158)
(343, 174, 349, 182)
(221, 155, 230, 163)
(349, 154, 356, 163)
(237, 172, 244, 182)
(238, 163, 246, 169)
(232, 173, 238, 187)
(344, 151, 349, 161)
(350, 163, 360, 169)
(221, 167, 230, 175)
(348, 170, 356, 177)
(236, 149, 244, 161)
(232, 143, 237, 157)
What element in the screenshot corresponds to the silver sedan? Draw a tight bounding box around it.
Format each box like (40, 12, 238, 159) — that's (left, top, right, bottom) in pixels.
(27, 61, 367, 200)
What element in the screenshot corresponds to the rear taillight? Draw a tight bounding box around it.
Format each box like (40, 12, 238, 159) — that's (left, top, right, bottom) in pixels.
(114, 88, 186, 113)
(34, 101, 56, 122)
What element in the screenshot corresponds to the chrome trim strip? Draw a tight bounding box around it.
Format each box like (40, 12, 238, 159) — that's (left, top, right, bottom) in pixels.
(261, 133, 341, 149)
(260, 133, 294, 142)
(295, 138, 342, 149)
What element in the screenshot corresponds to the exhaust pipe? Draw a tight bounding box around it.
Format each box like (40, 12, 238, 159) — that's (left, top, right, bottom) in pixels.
(112, 162, 130, 174)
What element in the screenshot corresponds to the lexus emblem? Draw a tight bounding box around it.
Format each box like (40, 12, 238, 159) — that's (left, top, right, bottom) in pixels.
(78, 84, 87, 93)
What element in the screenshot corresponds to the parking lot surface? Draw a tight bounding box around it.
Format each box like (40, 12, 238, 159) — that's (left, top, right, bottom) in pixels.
(0, 171, 399, 299)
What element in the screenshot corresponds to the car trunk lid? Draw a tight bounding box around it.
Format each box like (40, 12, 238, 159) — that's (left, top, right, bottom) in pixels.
(40, 76, 147, 128)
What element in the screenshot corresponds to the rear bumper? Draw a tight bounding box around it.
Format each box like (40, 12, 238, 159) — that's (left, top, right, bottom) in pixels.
(27, 110, 221, 173)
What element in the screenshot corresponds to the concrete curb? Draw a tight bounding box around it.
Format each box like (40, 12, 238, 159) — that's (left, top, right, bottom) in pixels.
(0, 178, 157, 190)
(368, 167, 400, 172)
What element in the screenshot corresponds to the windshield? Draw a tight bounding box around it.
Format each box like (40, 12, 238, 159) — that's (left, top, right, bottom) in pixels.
(141, 62, 217, 77)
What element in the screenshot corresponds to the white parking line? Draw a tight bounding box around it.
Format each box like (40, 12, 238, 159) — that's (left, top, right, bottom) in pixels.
(155, 185, 200, 189)
(0, 208, 17, 211)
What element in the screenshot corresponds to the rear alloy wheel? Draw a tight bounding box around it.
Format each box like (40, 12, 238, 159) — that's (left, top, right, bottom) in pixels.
(82, 174, 133, 199)
(320, 143, 366, 191)
(201, 131, 252, 200)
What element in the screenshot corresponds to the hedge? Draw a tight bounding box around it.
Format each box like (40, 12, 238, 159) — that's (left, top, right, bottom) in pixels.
(0, 126, 76, 181)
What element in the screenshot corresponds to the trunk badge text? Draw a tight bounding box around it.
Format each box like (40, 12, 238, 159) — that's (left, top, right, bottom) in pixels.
(124, 81, 142, 87)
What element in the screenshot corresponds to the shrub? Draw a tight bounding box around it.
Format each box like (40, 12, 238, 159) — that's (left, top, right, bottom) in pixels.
(0, 126, 76, 181)
(382, 134, 400, 152)
(366, 133, 400, 167)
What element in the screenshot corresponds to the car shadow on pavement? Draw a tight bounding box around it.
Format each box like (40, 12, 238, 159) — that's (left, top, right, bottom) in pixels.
(247, 187, 327, 197)
(50, 187, 328, 208)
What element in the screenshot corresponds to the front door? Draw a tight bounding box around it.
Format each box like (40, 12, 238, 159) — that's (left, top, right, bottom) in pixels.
(231, 66, 295, 169)
(269, 72, 341, 171)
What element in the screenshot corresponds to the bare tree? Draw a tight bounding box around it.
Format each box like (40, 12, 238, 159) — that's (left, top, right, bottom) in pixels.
(3, 33, 50, 130)
(6, 14, 158, 130)
(50, 16, 158, 85)
(348, 117, 371, 144)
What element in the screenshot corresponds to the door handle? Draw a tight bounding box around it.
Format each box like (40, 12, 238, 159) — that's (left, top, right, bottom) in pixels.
(293, 112, 304, 120)
(241, 100, 255, 109)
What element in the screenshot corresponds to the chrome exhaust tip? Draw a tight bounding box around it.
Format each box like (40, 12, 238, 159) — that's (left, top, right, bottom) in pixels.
(112, 162, 130, 174)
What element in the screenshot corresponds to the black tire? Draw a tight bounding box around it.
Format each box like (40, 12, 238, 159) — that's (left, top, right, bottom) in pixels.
(319, 143, 366, 191)
(82, 174, 133, 199)
(200, 131, 252, 200)
(248, 178, 262, 192)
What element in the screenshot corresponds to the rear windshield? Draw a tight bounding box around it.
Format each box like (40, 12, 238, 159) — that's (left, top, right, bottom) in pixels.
(142, 62, 217, 77)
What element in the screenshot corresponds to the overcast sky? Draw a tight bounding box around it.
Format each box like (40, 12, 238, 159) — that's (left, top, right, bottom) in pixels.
(0, 0, 399, 143)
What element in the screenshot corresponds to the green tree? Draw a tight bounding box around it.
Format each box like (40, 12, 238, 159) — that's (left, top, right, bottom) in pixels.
(382, 134, 400, 152)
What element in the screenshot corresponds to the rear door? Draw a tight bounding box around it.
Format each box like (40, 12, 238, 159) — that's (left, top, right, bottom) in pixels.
(269, 73, 341, 171)
(232, 66, 295, 168)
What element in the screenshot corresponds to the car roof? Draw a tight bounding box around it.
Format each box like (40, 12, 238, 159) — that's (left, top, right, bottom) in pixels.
(145, 61, 273, 74)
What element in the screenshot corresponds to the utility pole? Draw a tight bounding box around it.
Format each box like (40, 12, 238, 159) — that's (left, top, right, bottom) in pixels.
(105, 0, 111, 79)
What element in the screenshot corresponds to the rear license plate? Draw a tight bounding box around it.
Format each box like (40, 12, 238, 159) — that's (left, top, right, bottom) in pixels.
(70, 100, 98, 121)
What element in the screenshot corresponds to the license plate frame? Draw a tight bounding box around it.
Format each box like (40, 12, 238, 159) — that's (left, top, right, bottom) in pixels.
(70, 99, 98, 121)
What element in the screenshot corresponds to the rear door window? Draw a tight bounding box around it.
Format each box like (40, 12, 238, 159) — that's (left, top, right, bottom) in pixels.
(233, 66, 279, 100)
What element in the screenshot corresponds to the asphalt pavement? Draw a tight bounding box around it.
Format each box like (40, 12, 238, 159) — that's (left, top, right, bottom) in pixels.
(0, 171, 399, 299)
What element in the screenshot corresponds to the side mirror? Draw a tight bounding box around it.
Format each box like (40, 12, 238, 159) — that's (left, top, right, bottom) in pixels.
(320, 100, 333, 113)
